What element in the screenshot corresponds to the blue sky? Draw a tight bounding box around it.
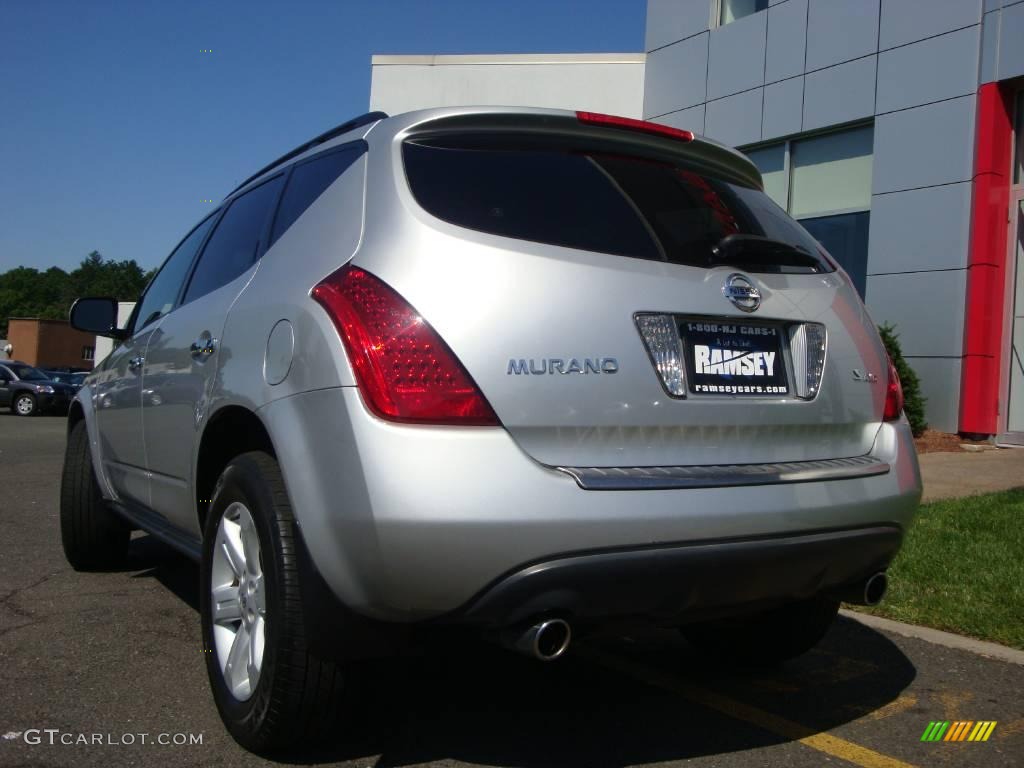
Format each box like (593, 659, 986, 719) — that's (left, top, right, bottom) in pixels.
(0, 0, 645, 273)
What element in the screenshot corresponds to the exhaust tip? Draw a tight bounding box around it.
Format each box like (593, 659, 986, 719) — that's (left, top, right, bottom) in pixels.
(532, 619, 572, 661)
(864, 572, 888, 606)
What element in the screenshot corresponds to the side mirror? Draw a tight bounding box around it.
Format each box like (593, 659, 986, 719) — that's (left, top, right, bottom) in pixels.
(69, 298, 129, 340)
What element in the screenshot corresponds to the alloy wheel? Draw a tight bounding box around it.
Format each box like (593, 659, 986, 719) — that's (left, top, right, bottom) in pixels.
(210, 502, 266, 701)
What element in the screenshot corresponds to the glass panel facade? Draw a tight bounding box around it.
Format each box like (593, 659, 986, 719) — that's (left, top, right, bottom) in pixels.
(789, 125, 873, 218)
(720, 0, 769, 25)
(799, 211, 870, 297)
(745, 144, 787, 208)
(742, 125, 874, 297)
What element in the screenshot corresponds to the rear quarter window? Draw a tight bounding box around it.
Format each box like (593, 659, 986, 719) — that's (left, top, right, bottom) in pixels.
(270, 144, 365, 246)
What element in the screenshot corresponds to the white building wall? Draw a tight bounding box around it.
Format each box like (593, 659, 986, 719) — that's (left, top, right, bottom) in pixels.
(370, 53, 646, 117)
(93, 302, 135, 365)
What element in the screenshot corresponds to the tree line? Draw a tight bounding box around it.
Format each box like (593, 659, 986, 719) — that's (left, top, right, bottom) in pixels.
(0, 251, 153, 338)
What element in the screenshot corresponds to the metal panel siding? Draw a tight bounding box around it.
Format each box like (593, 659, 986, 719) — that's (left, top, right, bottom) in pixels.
(707, 10, 767, 99)
(802, 56, 877, 131)
(652, 103, 707, 135)
(805, 0, 880, 71)
(705, 88, 764, 146)
(866, 270, 968, 358)
(997, 1, 1024, 80)
(980, 10, 1000, 83)
(762, 76, 804, 139)
(867, 183, 974, 274)
(876, 27, 981, 114)
(906, 357, 963, 433)
(643, 34, 710, 117)
(646, 0, 712, 51)
(879, 0, 983, 50)
(766, 0, 808, 83)
(872, 95, 977, 194)
(960, 82, 1013, 434)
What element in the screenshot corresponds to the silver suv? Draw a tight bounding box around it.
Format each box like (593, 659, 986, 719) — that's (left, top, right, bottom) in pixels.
(63, 107, 921, 753)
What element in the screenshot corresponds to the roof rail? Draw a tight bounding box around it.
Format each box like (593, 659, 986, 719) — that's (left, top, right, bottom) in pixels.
(226, 111, 389, 197)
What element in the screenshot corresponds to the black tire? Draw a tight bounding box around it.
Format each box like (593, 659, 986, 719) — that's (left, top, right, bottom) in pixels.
(681, 597, 840, 666)
(60, 420, 130, 570)
(13, 392, 36, 416)
(200, 451, 346, 754)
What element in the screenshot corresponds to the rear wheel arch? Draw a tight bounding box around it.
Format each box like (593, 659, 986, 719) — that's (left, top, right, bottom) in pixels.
(195, 405, 276, 534)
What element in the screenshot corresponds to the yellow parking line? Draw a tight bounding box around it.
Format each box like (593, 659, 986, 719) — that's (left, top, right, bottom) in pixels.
(583, 648, 918, 768)
(863, 694, 918, 722)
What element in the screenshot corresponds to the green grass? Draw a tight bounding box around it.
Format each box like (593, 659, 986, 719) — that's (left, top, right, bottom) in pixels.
(855, 488, 1024, 650)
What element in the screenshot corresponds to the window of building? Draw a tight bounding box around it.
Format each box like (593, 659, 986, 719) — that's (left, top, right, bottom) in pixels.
(82, 346, 94, 361)
(270, 145, 364, 247)
(1014, 89, 1024, 186)
(743, 125, 874, 296)
(719, 0, 768, 26)
(745, 144, 786, 209)
(183, 174, 285, 305)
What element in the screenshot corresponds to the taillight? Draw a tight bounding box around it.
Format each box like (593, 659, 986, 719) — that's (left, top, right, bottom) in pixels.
(311, 265, 500, 426)
(576, 111, 695, 143)
(883, 355, 904, 421)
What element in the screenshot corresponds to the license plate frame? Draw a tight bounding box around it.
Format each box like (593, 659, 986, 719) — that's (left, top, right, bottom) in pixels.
(679, 319, 789, 396)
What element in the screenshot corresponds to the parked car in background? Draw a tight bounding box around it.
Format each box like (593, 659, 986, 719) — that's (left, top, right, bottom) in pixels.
(61, 108, 922, 754)
(0, 361, 77, 416)
(41, 370, 87, 392)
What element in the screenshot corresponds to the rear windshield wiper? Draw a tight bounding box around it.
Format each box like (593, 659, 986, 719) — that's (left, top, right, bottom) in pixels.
(709, 234, 822, 271)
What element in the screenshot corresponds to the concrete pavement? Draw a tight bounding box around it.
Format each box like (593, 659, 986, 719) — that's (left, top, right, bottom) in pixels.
(918, 447, 1024, 502)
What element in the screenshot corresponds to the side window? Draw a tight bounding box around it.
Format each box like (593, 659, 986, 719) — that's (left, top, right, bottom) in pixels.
(183, 175, 285, 304)
(134, 213, 218, 333)
(270, 145, 363, 246)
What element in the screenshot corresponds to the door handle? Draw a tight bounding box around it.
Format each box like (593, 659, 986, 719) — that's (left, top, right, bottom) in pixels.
(128, 356, 144, 372)
(190, 337, 217, 358)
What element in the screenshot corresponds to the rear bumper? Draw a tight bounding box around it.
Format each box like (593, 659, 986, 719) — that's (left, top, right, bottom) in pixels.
(448, 525, 901, 627)
(259, 387, 922, 623)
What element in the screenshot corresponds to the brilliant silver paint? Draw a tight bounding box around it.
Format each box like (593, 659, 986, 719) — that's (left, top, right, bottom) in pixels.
(76, 106, 922, 622)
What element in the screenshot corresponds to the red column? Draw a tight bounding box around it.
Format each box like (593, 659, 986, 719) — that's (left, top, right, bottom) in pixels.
(959, 82, 1013, 436)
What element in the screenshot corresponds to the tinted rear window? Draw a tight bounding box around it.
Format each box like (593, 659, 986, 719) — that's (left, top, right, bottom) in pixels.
(403, 139, 829, 274)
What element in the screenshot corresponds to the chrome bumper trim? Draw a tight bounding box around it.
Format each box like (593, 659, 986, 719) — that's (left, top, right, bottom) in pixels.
(556, 455, 890, 490)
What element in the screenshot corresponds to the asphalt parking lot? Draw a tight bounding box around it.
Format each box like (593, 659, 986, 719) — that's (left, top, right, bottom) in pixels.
(1, 412, 1022, 768)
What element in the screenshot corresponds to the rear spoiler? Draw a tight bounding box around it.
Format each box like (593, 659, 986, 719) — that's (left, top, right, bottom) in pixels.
(401, 110, 763, 191)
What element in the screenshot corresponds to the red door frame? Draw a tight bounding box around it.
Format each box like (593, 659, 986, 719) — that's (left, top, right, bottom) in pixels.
(959, 82, 1014, 436)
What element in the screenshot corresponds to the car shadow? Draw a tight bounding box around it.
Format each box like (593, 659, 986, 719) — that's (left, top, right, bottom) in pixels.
(126, 534, 200, 611)
(126, 535, 918, 767)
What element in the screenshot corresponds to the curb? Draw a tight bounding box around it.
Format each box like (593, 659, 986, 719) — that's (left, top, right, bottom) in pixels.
(840, 609, 1024, 666)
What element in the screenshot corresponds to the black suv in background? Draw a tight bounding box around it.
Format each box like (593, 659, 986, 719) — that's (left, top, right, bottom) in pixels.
(0, 361, 77, 416)
(41, 370, 87, 392)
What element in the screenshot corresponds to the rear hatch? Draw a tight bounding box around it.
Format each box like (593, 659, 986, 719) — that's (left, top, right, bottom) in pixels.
(368, 112, 888, 468)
